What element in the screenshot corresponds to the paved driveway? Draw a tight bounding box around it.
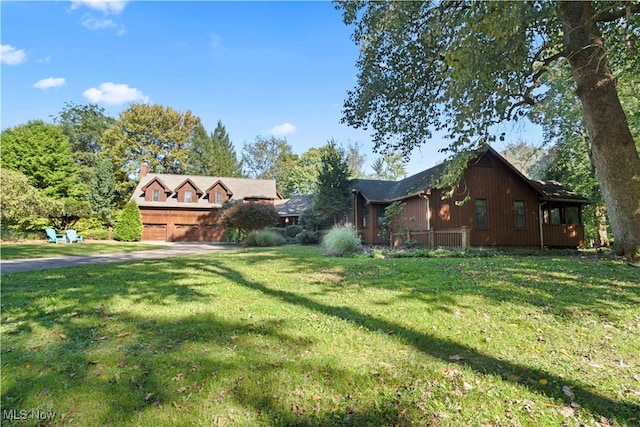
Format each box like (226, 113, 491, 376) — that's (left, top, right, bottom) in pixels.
(1, 243, 239, 274)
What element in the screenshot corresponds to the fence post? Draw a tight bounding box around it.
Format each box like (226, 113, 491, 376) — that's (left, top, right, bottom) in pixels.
(429, 228, 435, 248)
(460, 226, 468, 250)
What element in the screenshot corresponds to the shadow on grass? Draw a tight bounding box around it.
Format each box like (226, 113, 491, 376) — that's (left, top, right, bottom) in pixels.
(2, 248, 639, 425)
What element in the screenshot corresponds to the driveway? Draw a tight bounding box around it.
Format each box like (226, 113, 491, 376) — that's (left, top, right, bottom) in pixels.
(1, 242, 240, 274)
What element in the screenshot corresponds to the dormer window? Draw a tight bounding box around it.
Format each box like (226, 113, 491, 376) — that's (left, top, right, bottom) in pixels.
(216, 192, 222, 204)
(152, 189, 159, 202)
(185, 190, 193, 203)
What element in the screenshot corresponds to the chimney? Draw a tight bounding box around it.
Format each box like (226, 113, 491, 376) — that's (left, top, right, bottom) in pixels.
(140, 162, 150, 178)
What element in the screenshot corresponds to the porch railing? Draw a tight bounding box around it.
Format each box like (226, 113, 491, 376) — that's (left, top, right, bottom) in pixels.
(410, 227, 469, 250)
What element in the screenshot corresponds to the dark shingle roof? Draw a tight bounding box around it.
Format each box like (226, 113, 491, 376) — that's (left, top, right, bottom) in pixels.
(530, 180, 591, 204)
(352, 162, 447, 202)
(274, 194, 314, 216)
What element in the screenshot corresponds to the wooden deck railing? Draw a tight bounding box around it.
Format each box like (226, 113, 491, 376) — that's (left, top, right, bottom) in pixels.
(410, 227, 469, 250)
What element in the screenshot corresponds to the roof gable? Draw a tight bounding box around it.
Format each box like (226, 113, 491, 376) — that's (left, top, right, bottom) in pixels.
(141, 177, 171, 193)
(174, 178, 203, 195)
(205, 180, 233, 196)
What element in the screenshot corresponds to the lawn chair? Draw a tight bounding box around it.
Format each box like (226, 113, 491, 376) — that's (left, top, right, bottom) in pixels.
(66, 229, 84, 243)
(45, 228, 67, 244)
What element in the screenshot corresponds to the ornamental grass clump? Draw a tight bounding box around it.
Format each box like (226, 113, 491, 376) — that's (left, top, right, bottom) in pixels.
(321, 226, 361, 257)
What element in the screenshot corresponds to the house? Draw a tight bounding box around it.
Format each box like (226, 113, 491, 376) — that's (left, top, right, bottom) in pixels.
(274, 194, 314, 227)
(351, 147, 590, 249)
(132, 163, 281, 241)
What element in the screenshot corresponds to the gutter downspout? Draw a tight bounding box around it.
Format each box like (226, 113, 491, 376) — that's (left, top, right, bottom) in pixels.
(539, 201, 547, 251)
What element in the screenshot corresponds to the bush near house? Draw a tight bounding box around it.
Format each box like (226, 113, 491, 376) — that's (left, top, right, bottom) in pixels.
(244, 229, 285, 247)
(321, 226, 362, 257)
(113, 201, 143, 242)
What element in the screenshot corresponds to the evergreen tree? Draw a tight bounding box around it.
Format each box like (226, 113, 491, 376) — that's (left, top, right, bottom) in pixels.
(189, 121, 243, 177)
(313, 142, 353, 225)
(89, 156, 116, 225)
(113, 201, 143, 241)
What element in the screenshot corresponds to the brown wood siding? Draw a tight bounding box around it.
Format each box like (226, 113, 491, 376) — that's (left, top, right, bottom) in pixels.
(543, 224, 585, 247)
(176, 182, 199, 203)
(144, 181, 168, 202)
(429, 159, 543, 248)
(139, 207, 223, 242)
(207, 183, 230, 204)
(142, 224, 167, 240)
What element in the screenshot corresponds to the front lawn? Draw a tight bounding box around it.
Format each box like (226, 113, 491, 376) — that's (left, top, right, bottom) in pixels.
(1, 246, 638, 426)
(0, 242, 166, 260)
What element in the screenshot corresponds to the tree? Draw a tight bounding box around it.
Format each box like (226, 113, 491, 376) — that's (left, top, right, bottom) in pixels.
(217, 202, 279, 234)
(500, 141, 544, 178)
(0, 169, 47, 225)
(313, 142, 352, 225)
(0, 120, 85, 198)
(113, 201, 143, 241)
(54, 102, 115, 182)
(338, 1, 640, 256)
(47, 198, 92, 230)
(344, 142, 368, 179)
(189, 120, 243, 177)
(89, 156, 116, 226)
(371, 151, 407, 180)
(278, 147, 327, 198)
(101, 103, 200, 204)
(242, 136, 298, 195)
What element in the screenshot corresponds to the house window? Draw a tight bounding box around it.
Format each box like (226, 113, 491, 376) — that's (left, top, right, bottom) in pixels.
(566, 206, 581, 225)
(152, 189, 159, 202)
(184, 190, 193, 203)
(514, 200, 526, 229)
(363, 206, 369, 227)
(216, 192, 222, 204)
(475, 199, 488, 228)
(550, 207, 561, 224)
(376, 205, 386, 226)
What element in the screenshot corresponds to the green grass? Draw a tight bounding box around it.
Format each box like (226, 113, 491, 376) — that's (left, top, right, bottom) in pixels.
(1, 246, 639, 426)
(0, 242, 166, 260)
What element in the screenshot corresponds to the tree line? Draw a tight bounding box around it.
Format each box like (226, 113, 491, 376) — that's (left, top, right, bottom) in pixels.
(0, 102, 405, 238)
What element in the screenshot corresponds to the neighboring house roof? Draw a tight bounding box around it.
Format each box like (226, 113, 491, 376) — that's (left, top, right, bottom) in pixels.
(133, 173, 280, 208)
(352, 147, 589, 205)
(274, 194, 314, 216)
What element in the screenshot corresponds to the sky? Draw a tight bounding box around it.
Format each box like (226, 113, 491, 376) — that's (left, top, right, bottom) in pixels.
(1, 1, 543, 177)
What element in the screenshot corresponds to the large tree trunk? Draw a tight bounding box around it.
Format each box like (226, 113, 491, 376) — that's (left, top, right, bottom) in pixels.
(560, 1, 640, 256)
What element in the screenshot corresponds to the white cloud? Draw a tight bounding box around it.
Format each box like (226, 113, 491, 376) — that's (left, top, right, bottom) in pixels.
(33, 77, 66, 90)
(83, 82, 148, 105)
(1, 44, 27, 65)
(269, 122, 296, 136)
(71, 0, 127, 15)
(82, 15, 116, 30)
(37, 55, 52, 64)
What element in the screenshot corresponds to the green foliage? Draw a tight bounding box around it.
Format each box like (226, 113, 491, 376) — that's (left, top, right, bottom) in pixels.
(54, 102, 115, 184)
(101, 103, 200, 205)
(15, 216, 52, 233)
(242, 135, 295, 180)
(0, 120, 85, 198)
(189, 121, 243, 177)
(0, 169, 47, 225)
(244, 230, 285, 247)
(113, 201, 143, 242)
(321, 226, 362, 257)
(499, 140, 543, 178)
(285, 225, 303, 238)
(224, 227, 243, 243)
(88, 156, 116, 225)
(46, 198, 92, 230)
(299, 206, 333, 232)
(217, 202, 279, 234)
(371, 151, 407, 180)
(264, 227, 287, 238)
(296, 230, 321, 245)
(313, 142, 353, 225)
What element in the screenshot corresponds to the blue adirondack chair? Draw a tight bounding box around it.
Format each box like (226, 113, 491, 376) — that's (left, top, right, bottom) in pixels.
(45, 228, 67, 244)
(66, 229, 84, 243)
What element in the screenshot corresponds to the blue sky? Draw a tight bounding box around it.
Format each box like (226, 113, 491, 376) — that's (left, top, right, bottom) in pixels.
(1, 1, 542, 177)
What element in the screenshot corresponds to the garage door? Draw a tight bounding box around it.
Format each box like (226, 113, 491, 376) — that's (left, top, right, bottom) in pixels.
(173, 224, 199, 242)
(143, 224, 167, 241)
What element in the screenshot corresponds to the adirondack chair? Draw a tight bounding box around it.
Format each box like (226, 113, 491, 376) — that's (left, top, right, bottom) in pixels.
(45, 228, 67, 244)
(66, 229, 84, 243)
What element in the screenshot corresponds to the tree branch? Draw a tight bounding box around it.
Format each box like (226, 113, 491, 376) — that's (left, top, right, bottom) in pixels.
(592, 2, 640, 23)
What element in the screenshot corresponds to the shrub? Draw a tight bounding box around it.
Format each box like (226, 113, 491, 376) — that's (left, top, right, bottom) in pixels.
(244, 230, 285, 247)
(82, 228, 110, 240)
(297, 230, 320, 245)
(113, 201, 143, 241)
(321, 226, 362, 257)
(218, 202, 279, 233)
(285, 225, 303, 238)
(265, 227, 287, 238)
(225, 227, 243, 243)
